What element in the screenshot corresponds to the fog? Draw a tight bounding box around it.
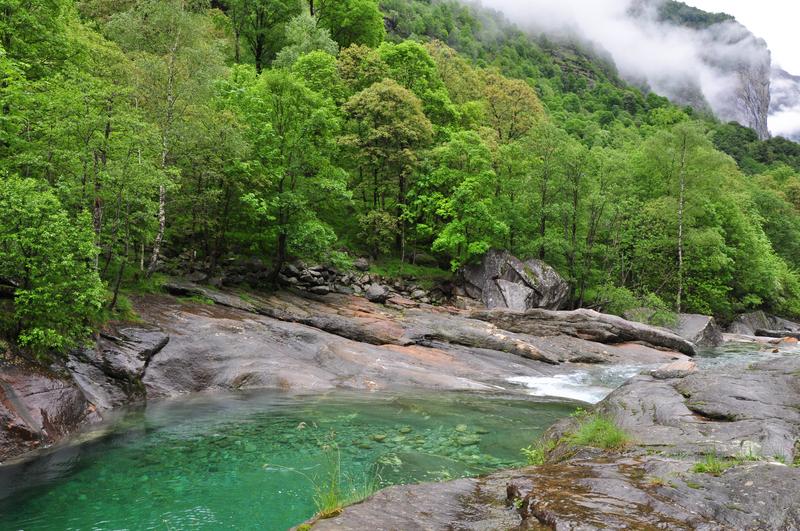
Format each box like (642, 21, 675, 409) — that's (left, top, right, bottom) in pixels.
(471, 0, 798, 139)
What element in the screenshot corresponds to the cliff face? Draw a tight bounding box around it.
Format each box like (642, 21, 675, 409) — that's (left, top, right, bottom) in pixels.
(643, 0, 772, 139)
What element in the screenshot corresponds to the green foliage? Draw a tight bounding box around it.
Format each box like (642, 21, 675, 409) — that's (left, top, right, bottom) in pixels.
(2, 0, 800, 357)
(274, 12, 338, 68)
(691, 453, 737, 476)
(567, 415, 630, 450)
(0, 176, 104, 356)
(368, 258, 451, 289)
(521, 438, 556, 466)
(233, 68, 349, 271)
(313, 0, 385, 49)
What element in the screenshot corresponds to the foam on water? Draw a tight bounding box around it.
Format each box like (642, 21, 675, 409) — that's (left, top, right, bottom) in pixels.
(508, 365, 647, 404)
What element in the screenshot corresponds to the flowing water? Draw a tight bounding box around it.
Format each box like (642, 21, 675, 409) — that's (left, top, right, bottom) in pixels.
(0, 391, 575, 530)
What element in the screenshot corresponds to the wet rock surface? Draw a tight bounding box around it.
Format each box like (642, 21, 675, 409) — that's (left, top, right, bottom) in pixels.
(0, 364, 99, 462)
(2, 281, 691, 461)
(471, 307, 696, 356)
(315, 356, 800, 530)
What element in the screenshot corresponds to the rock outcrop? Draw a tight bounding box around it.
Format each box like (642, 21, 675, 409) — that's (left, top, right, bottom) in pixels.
(0, 364, 99, 462)
(312, 356, 800, 530)
(462, 250, 569, 311)
(728, 310, 800, 336)
(1, 282, 694, 462)
(672, 313, 723, 347)
(470, 307, 696, 356)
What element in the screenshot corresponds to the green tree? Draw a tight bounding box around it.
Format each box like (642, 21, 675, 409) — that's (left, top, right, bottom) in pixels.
(337, 43, 388, 94)
(273, 12, 337, 68)
(342, 79, 432, 259)
(418, 131, 507, 268)
(0, 176, 104, 356)
(233, 69, 348, 279)
(226, 0, 302, 72)
(310, 0, 384, 48)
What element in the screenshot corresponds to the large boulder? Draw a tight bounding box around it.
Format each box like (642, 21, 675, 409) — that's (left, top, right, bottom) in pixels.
(672, 313, 723, 347)
(728, 310, 800, 336)
(462, 250, 569, 311)
(364, 283, 390, 303)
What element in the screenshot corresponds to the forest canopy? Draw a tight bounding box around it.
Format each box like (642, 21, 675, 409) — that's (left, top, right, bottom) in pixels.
(2, 0, 800, 356)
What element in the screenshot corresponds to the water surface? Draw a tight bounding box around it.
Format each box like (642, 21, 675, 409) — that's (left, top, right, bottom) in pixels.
(0, 391, 574, 530)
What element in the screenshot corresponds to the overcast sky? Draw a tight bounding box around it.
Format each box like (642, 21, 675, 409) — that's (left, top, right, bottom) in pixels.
(688, 0, 800, 73)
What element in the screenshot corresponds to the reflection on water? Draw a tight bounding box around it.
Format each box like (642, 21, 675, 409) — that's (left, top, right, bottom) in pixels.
(0, 390, 574, 530)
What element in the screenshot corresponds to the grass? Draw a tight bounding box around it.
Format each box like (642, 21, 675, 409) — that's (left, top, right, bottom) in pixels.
(567, 414, 630, 450)
(311, 443, 382, 519)
(521, 438, 557, 465)
(122, 271, 168, 295)
(97, 292, 142, 324)
(646, 475, 667, 487)
(367, 258, 451, 289)
(691, 453, 737, 476)
(265, 436, 381, 522)
(177, 294, 215, 305)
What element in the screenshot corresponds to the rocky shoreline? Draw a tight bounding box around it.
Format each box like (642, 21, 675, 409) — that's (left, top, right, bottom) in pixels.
(2, 277, 799, 529)
(1, 279, 694, 463)
(306, 355, 800, 530)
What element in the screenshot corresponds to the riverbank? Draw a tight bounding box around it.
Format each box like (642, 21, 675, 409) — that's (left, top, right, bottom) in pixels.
(0, 283, 693, 464)
(2, 284, 799, 529)
(307, 348, 800, 530)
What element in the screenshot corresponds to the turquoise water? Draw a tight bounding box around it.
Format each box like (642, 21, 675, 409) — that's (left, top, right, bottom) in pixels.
(0, 390, 574, 530)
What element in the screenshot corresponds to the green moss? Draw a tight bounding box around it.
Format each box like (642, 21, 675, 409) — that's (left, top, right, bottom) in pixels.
(178, 295, 215, 306)
(567, 415, 630, 450)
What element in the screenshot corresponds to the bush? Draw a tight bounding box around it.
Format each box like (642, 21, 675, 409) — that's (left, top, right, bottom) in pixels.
(0, 177, 104, 357)
(521, 438, 556, 465)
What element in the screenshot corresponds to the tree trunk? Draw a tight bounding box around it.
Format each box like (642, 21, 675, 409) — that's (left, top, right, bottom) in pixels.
(538, 170, 548, 260)
(147, 35, 179, 277)
(676, 134, 687, 314)
(147, 184, 167, 276)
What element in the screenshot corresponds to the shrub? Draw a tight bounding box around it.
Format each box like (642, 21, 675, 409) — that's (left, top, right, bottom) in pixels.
(521, 438, 556, 465)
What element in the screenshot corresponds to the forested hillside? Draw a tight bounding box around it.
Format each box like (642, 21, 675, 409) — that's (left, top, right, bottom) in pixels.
(2, 0, 800, 358)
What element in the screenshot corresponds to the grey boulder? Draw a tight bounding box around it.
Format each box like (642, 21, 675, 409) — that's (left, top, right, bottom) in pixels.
(365, 283, 390, 303)
(462, 249, 569, 311)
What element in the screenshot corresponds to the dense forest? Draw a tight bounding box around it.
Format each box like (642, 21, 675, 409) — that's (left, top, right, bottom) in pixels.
(3, 0, 800, 357)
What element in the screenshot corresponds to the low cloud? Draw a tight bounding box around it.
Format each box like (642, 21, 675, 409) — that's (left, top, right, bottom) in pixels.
(470, 0, 793, 138)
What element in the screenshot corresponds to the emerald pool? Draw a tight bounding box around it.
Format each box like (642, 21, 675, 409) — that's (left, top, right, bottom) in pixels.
(0, 390, 575, 530)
